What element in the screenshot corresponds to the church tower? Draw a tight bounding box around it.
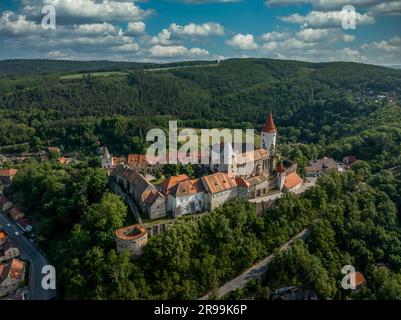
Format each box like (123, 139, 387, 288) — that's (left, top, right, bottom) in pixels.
(100, 146, 113, 169)
(261, 112, 277, 156)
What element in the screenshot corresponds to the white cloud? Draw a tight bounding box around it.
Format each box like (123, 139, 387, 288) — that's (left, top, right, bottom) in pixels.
(227, 33, 259, 50)
(261, 31, 291, 41)
(148, 45, 210, 58)
(297, 28, 355, 42)
(72, 22, 120, 35)
(23, 0, 153, 22)
(280, 10, 375, 28)
(368, 1, 401, 16)
(0, 11, 41, 36)
(169, 22, 225, 37)
(265, 0, 399, 12)
(126, 22, 146, 35)
(151, 29, 173, 45)
(151, 22, 225, 45)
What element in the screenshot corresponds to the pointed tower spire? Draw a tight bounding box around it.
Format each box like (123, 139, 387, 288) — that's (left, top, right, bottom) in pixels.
(262, 112, 277, 133)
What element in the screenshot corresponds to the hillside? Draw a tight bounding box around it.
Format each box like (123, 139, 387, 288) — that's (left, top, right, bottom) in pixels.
(0, 58, 400, 155)
(0, 59, 217, 76)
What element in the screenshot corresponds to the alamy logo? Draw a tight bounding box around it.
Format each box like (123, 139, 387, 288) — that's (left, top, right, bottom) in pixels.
(146, 121, 255, 169)
(342, 5, 357, 30)
(41, 265, 56, 290)
(341, 265, 366, 290)
(42, 5, 56, 30)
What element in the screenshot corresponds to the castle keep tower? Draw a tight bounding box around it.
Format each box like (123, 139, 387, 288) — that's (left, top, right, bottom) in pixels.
(261, 112, 277, 156)
(115, 224, 148, 258)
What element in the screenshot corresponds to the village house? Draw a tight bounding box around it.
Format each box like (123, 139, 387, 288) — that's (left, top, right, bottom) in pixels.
(127, 154, 161, 175)
(305, 157, 339, 177)
(0, 258, 26, 298)
(0, 169, 18, 186)
(115, 224, 148, 258)
(57, 157, 74, 165)
(0, 240, 20, 263)
(343, 155, 357, 166)
(9, 207, 24, 221)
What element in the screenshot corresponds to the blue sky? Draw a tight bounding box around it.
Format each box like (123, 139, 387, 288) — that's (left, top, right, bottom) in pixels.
(0, 0, 400, 65)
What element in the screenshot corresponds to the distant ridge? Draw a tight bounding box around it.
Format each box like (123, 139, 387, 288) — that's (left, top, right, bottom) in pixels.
(0, 59, 216, 76)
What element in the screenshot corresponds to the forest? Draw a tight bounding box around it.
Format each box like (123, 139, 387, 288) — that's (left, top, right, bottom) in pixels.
(1, 58, 401, 299)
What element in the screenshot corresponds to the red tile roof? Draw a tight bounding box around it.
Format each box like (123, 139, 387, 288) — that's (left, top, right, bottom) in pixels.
(160, 174, 190, 195)
(8, 259, 24, 280)
(0, 231, 7, 242)
(170, 178, 206, 197)
(127, 154, 149, 165)
(202, 172, 238, 194)
(284, 173, 303, 190)
(0, 169, 18, 177)
(351, 272, 366, 288)
(262, 112, 277, 133)
(115, 225, 147, 241)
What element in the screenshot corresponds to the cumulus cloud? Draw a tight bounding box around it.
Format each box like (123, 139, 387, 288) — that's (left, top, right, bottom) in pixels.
(22, 0, 153, 23)
(280, 10, 375, 28)
(227, 33, 259, 50)
(151, 22, 225, 45)
(148, 45, 210, 58)
(368, 1, 401, 16)
(265, 0, 399, 12)
(169, 22, 225, 37)
(297, 28, 355, 42)
(126, 22, 146, 35)
(0, 11, 41, 36)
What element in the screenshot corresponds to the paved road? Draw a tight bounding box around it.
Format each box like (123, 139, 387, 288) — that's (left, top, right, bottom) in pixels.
(0, 213, 57, 300)
(199, 228, 311, 300)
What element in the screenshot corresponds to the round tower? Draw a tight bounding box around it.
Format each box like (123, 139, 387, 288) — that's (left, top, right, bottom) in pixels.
(115, 224, 148, 258)
(261, 112, 277, 156)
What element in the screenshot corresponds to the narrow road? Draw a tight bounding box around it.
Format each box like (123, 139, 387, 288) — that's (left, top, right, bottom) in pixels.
(0, 213, 57, 300)
(199, 228, 311, 300)
(109, 180, 143, 224)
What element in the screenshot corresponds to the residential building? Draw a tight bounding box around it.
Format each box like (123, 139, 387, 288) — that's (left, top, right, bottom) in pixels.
(127, 154, 161, 174)
(9, 207, 24, 221)
(0, 258, 26, 298)
(113, 165, 166, 220)
(343, 155, 357, 166)
(0, 169, 18, 185)
(305, 157, 339, 177)
(167, 178, 207, 217)
(201, 172, 244, 211)
(283, 173, 304, 192)
(0, 240, 20, 263)
(115, 225, 148, 258)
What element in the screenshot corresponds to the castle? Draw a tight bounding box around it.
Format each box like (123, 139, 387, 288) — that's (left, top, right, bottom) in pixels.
(108, 112, 304, 220)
